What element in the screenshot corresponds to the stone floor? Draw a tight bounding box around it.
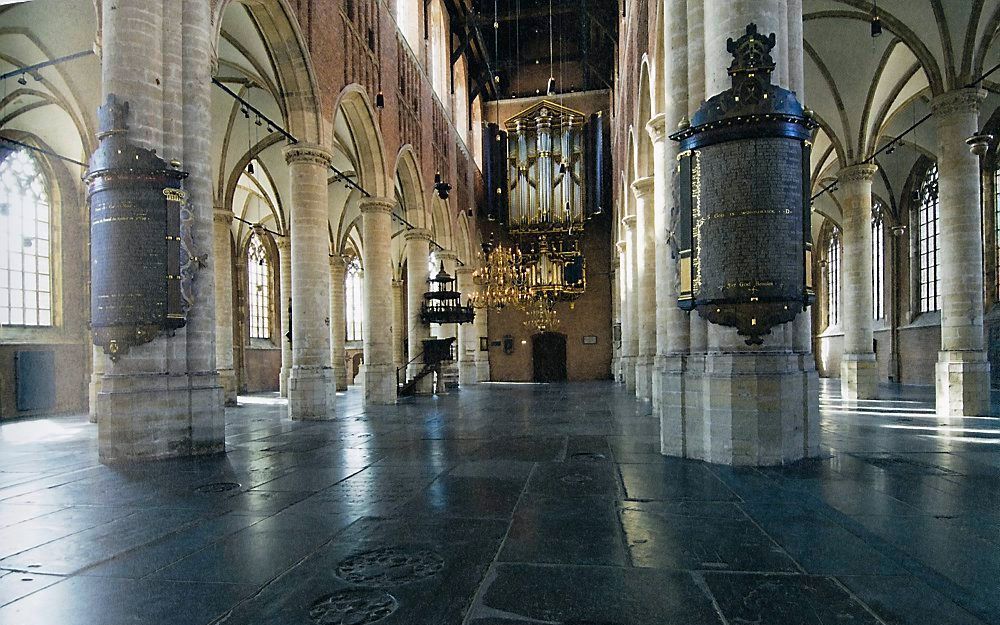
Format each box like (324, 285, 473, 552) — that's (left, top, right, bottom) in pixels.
(0, 380, 999, 624)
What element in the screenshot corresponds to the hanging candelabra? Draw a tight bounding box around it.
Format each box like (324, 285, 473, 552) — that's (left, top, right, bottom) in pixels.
(523, 298, 560, 332)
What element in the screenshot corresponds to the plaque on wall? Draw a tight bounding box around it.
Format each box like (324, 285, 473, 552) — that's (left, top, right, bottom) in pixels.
(670, 24, 817, 345)
(582, 335, 598, 345)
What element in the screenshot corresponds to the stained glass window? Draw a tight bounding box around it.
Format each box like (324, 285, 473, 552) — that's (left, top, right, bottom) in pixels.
(827, 229, 841, 327)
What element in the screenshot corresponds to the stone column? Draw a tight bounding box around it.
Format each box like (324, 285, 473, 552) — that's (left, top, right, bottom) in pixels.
(405, 228, 434, 394)
(632, 176, 656, 400)
(95, 0, 224, 462)
(276, 236, 292, 396)
(610, 261, 621, 381)
(622, 215, 638, 391)
(933, 88, 991, 417)
(392, 278, 406, 370)
(671, 0, 819, 465)
(474, 286, 490, 382)
(647, 113, 670, 411)
(213, 206, 237, 405)
(838, 163, 879, 400)
(284, 143, 334, 420)
(456, 267, 477, 385)
(361, 196, 397, 405)
(616, 241, 629, 384)
(329, 254, 348, 391)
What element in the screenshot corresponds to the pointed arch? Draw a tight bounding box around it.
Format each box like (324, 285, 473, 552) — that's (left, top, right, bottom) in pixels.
(393, 145, 429, 230)
(634, 57, 654, 178)
(332, 85, 390, 198)
(212, 0, 324, 143)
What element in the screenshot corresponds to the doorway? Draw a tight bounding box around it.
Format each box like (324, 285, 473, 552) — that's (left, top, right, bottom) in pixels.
(532, 332, 568, 382)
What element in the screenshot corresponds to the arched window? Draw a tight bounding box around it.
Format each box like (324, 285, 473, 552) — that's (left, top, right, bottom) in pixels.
(428, 0, 450, 111)
(872, 202, 885, 320)
(346, 256, 363, 341)
(395, 0, 420, 52)
(917, 163, 940, 312)
(247, 233, 271, 339)
(0, 148, 52, 327)
(826, 228, 841, 327)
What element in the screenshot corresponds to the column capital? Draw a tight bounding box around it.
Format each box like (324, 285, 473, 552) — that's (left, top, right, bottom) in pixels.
(359, 196, 395, 214)
(404, 227, 433, 242)
(329, 253, 347, 269)
(434, 249, 459, 262)
(616, 240, 628, 253)
(837, 163, 879, 185)
(455, 266, 475, 277)
(283, 142, 334, 167)
(213, 207, 234, 225)
(275, 235, 291, 252)
(645, 113, 668, 144)
(631, 176, 655, 199)
(391, 278, 404, 288)
(931, 88, 986, 119)
(621, 215, 637, 230)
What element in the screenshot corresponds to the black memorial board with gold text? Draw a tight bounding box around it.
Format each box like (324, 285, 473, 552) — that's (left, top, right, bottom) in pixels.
(671, 24, 816, 344)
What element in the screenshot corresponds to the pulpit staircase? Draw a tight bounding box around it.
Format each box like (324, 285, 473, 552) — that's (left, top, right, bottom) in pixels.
(396, 338, 456, 398)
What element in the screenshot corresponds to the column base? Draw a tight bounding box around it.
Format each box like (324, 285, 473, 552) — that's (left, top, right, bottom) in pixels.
(475, 359, 490, 383)
(288, 366, 335, 420)
(333, 363, 349, 392)
(97, 371, 225, 463)
(219, 367, 238, 406)
(936, 351, 991, 416)
(459, 361, 477, 386)
(622, 356, 636, 392)
(651, 356, 665, 411)
(635, 355, 653, 400)
(440, 362, 460, 390)
(88, 373, 101, 424)
(840, 354, 877, 400)
(279, 366, 290, 398)
(612, 356, 621, 383)
(660, 352, 820, 466)
(365, 363, 398, 405)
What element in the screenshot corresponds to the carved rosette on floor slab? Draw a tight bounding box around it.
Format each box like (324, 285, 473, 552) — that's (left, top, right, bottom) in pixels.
(85, 94, 193, 360)
(671, 24, 817, 345)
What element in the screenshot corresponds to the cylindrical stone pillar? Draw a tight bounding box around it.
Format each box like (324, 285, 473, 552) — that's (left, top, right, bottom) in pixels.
(284, 143, 335, 420)
(474, 282, 490, 382)
(95, 0, 224, 461)
(647, 114, 671, 410)
(933, 88, 991, 417)
(277, 236, 292, 396)
(456, 267, 477, 385)
(213, 207, 237, 405)
(616, 240, 631, 384)
(361, 196, 397, 405)
(329, 254, 348, 391)
(392, 278, 406, 370)
(623, 215, 638, 391)
(838, 163, 879, 400)
(405, 228, 434, 394)
(632, 176, 656, 400)
(88, 346, 105, 423)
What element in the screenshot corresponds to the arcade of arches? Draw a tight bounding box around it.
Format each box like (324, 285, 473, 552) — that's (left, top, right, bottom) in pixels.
(1, 1, 1000, 623)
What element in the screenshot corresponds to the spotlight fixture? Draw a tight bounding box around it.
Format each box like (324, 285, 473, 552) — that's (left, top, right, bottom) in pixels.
(546, 77, 557, 96)
(16, 75, 26, 86)
(375, 90, 385, 109)
(558, 162, 567, 174)
(871, 1, 883, 37)
(433, 172, 451, 199)
(247, 160, 254, 174)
